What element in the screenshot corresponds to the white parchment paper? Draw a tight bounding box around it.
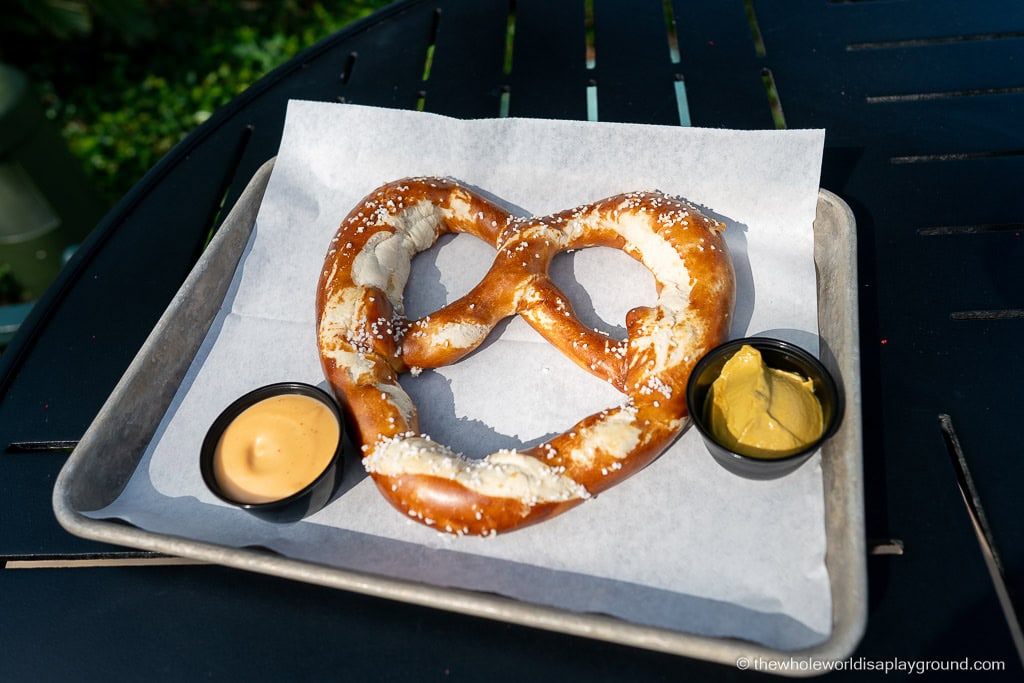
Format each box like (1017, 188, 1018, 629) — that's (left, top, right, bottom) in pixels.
(93, 101, 829, 649)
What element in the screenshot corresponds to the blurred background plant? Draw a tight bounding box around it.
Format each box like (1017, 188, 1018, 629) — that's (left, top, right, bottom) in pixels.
(0, 0, 391, 207)
(0, 0, 390, 347)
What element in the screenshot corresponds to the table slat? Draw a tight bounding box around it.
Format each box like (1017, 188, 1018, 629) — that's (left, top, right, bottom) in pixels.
(505, 0, 590, 120)
(422, 0, 510, 118)
(590, 0, 679, 124)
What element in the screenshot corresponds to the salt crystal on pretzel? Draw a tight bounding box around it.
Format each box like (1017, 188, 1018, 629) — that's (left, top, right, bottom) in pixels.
(316, 177, 735, 535)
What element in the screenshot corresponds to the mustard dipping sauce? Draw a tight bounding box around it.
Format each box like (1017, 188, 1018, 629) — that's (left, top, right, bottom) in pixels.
(706, 344, 824, 459)
(213, 393, 341, 504)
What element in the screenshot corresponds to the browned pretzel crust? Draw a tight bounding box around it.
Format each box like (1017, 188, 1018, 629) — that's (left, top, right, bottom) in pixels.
(317, 178, 735, 535)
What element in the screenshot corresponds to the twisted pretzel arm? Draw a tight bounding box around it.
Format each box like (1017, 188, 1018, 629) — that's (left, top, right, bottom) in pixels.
(316, 179, 735, 535)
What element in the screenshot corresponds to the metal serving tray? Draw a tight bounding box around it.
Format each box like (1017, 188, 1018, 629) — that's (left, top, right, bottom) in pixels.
(54, 158, 865, 676)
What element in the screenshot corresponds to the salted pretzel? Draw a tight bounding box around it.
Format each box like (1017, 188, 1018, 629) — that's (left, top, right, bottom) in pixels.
(316, 177, 735, 535)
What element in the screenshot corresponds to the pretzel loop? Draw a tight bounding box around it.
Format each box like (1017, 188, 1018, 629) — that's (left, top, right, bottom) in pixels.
(317, 177, 735, 535)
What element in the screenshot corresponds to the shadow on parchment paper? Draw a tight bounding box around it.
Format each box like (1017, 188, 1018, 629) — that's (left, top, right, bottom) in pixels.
(699, 207, 754, 341)
(549, 247, 644, 339)
(399, 367, 559, 458)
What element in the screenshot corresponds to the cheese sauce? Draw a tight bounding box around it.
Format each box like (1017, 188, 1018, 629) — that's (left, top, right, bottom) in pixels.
(214, 394, 340, 504)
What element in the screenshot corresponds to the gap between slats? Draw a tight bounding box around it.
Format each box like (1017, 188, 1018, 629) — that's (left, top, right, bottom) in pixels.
(414, 7, 442, 112)
(847, 31, 1024, 52)
(3, 553, 203, 569)
(891, 150, 1024, 164)
(939, 414, 1024, 666)
(867, 86, 1024, 104)
(744, 0, 786, 128)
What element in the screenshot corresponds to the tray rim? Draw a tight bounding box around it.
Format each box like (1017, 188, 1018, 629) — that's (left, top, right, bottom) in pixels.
(53, 159, 865, 677)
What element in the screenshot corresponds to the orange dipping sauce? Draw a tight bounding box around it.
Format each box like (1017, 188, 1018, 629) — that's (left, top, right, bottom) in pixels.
(213, 393, 341, 504)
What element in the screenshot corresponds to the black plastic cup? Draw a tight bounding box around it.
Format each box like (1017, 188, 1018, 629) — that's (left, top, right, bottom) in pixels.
(685, 337, 842, 480)
(200, 382, 345, 522)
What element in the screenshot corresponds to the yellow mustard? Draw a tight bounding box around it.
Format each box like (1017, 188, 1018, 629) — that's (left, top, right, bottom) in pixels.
(706, 345, 823, 458)
(214, 394, 340, 504)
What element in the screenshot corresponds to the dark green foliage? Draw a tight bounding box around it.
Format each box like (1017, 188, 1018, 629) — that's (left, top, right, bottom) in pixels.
(1, 1, 391, 206)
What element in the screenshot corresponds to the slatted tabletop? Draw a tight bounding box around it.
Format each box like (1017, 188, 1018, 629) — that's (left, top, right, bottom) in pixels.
(1, 1, 1021, 679)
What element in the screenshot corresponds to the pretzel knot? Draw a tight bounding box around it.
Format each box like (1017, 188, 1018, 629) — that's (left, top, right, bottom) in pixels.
(317, 177, 735, 535)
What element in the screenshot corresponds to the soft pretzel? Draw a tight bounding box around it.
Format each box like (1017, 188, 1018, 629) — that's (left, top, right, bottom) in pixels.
(316, 177, 735, 535)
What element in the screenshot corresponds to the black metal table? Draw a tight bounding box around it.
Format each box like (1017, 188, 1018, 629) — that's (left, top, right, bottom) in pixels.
(2, 1, 1021, 679)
